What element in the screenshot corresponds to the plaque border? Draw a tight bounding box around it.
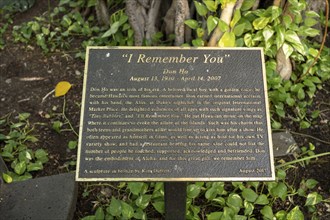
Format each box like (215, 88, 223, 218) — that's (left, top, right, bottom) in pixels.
(76, 46, 275, 182)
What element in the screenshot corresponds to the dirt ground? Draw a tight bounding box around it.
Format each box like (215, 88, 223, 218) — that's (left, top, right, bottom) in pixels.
(0, 1, 329, 219)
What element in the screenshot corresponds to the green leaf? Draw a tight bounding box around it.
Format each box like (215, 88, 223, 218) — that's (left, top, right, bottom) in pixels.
(192, 38, 204, 47)
(304, 18, 318, 27)
(102, 21, 120, 38)
(253, 17, 270, 30)
(226, 193, 242, 213)
(285, 30, 305, 55)
(95, 207, 105, 220)
(185, 19, 198, 29)
(248, 182, 259, 190)
(204, 0, 218, 12)
(218, 31, 235, 47)
(213, 197, 226, 206)
(311, 110, 320, 119)
(263, 26, 274, 44)
(303, 28, 320, 37)
(297, 88, 305, 100)
(268, 6, 282, 20)
(242, 188, 258, 202)
(305, 11, 320, 18)
(19, 150, 31, 163)
(68, 141, 78, 150)
(244, 33, 254, 47)
(118, 14, 128, 26)
(272, 120, 282, 129)
(194, 1, 208, 16)
(234, 215, 247, 220)
(135, 194, 151, 209)
(107, 197, 121, 216)
(290, 83, 303, 92)
(27, 161, 43, 172)
(1, 151, 14, 159)
(287, 206, 304, 220)
(243, 201, 254, 216)
(310, 76, 322, 84)
(0, 134, 8, 141)
(233, 23, 245, 36)
(35, 149, 48, 163)
(276, 109, 285, 118)
(121, 201, 134, 219)
(275, 25, 285, 49)
(11, 122, 25, 129)
(277, 169, 286, 180)
(8, 171, 31, 182)
(255, 194, 269, 205)
(207, 212, 223, 220)
(261, 205, 274, 220)
(18, 113, 30, 121)
(206, 187, 217, 200)
(152, 201, 165, 214)
(271, 182, 288, 201)
(207, 16, 218, 35)
(282, 43, 294, 59)
(52, 121, 62, 133)
(206, 182, 225, 200)
(230, 10, 241, 28)
(127, 182, 144, 195)
(14, 161, 26, 175)
(87, 0, 97, 7)
(286, 97, 295, 107)
(196, 27, 205, 38)
(60, 15, 72, 28)
(283, 15, 292, 28)
(241, 0, 256, 11)
(305, 192, 323, 206)
(31, 22, 40, 32)
(133, 208, 147, 219)
(25, 135, 38, 143)
(59, 0, 71, 6)
(275, 210, 287, 220)
(187, 184, 201, 199)
(300, 120, 311, 129)
(190, 205, 201, 216)
(217, 20, 229, 33)
(2, 173, 13, 183)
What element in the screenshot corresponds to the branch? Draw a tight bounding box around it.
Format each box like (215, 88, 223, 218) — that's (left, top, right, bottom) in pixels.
(175, 0, 190, 45)
(275, 1, 293, 80)
(145, 0, 161, 44)
(252, 0, 260, 10)
(163, 0, 176, 40)
(276, 46, 292, 80)
(95, 0, 109, 26)
(126, 0, 146, 46)
(208, 0, 243, 47)
(273, 0, 282, 7)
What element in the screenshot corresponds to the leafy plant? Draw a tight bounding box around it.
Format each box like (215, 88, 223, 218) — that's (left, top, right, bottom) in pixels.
(185, 0, 330, 129)
(81, 182, 164, 220)
(0, 5, 14, 49)
(10, 1, 131, 59)
(78, 142, 330, 219)
(0, 113, 49, 183)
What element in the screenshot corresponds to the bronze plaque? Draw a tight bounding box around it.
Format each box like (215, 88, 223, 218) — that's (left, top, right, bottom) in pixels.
(76, 47, 275, 181)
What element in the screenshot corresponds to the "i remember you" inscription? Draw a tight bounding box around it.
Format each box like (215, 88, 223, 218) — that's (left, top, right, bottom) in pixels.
(76, 47, 275, 181)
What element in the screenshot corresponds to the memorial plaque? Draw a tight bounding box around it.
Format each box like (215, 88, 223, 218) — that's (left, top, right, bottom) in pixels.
(76, 47, 275, 181)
